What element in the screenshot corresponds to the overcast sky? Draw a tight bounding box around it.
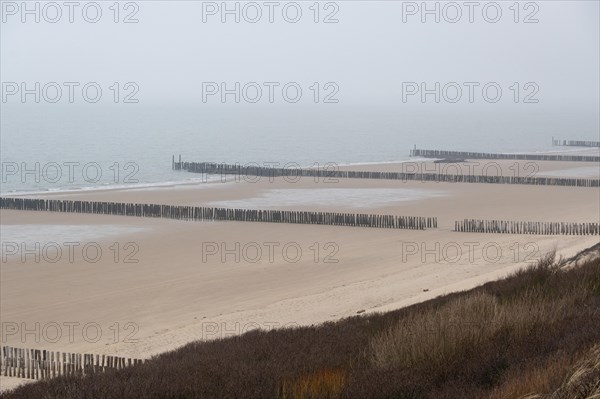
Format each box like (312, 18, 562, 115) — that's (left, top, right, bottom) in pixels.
(1, 1, 599, 109)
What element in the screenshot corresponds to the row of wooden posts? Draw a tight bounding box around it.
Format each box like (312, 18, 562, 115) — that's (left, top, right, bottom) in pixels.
(410, 148, 600, 163)
(552, 138, 600, 148)
(173, 161, 599, 188)
(1, 346, 143, 380)
(0, 197, 437, 230)
(454, 219, 599, 235)
(3, 197, 597, 236)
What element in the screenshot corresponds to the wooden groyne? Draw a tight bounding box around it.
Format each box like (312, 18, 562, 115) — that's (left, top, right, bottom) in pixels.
(1, 346, 143, 380)
(454, 219, 599, 235)
(173, 160, 599, 188)
(410, 149, 600, 162)
(0, 197, 436, 230)
(552, 138, 600, 148)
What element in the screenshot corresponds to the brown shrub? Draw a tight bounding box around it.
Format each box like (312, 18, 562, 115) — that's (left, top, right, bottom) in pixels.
(278, 369, 346, 399)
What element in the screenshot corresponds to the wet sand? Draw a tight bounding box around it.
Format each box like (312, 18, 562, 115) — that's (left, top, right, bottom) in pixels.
(1, 159, 598, 389)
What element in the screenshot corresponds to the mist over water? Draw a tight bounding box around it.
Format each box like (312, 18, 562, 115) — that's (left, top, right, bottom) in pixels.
(1, 103, 598, 194)
(1, 1, 598, 193)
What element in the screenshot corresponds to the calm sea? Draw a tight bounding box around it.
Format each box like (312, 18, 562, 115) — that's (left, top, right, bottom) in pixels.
(1, 104, 598, 194)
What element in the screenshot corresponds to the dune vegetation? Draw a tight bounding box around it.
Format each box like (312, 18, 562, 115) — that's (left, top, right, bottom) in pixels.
(2, 246, 599, 399)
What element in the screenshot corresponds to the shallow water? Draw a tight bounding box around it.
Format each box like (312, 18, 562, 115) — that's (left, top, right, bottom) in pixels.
(208, 188, 447, 209)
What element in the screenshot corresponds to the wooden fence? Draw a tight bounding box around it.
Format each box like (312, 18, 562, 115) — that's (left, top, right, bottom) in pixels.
(454, 219, 599, 235)
(173, 160, 599, 188)
(0, 197, 436, 230)
(552, 138, 600, 148)
(1, 346, 143, 380)
(411, 149, 600, 163)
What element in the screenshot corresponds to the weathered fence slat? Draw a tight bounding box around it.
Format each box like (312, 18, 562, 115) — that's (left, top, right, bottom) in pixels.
(0, 346, 144, 381)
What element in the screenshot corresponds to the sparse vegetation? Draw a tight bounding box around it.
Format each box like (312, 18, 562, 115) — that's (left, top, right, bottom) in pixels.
(279, 369, 346, 399)
(2, 247, 599, 399)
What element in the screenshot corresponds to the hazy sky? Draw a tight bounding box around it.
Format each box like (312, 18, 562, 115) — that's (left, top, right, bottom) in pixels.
(1, 1, 599, 109)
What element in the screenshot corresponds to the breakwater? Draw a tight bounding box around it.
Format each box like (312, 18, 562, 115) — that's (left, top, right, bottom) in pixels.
(410, 149, 600, 162)
(173, 160, 599, 188)
(552, 138, 600, 148)
(454, 219, 599, 235)
(0, 197, 436, 230)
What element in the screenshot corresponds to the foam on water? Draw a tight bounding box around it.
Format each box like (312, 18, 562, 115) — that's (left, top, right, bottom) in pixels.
(1, 175, 226, 196)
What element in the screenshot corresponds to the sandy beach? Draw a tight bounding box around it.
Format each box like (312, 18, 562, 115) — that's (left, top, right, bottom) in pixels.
(3, 3, 598, 394)
(1, 159, 599, 390)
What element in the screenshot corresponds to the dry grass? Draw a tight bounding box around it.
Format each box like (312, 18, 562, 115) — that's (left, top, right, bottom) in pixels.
(497, 345, 600, 399)
(485, 352, 583, 399)
(370, 275, 588, 372)
(370, 253, 575, 368)
(2, 248, 599, 399)
(542, 344, 600, 399)
(278, 369, 346, 399)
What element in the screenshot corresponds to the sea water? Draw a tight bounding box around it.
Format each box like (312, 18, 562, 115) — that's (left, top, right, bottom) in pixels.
(2, 104, 598, 195)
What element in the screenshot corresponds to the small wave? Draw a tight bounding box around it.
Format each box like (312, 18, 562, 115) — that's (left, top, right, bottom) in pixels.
(0, 176, 227, 197)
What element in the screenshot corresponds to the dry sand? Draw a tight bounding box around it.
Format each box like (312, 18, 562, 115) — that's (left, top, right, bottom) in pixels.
(1, 159, 599, 390)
